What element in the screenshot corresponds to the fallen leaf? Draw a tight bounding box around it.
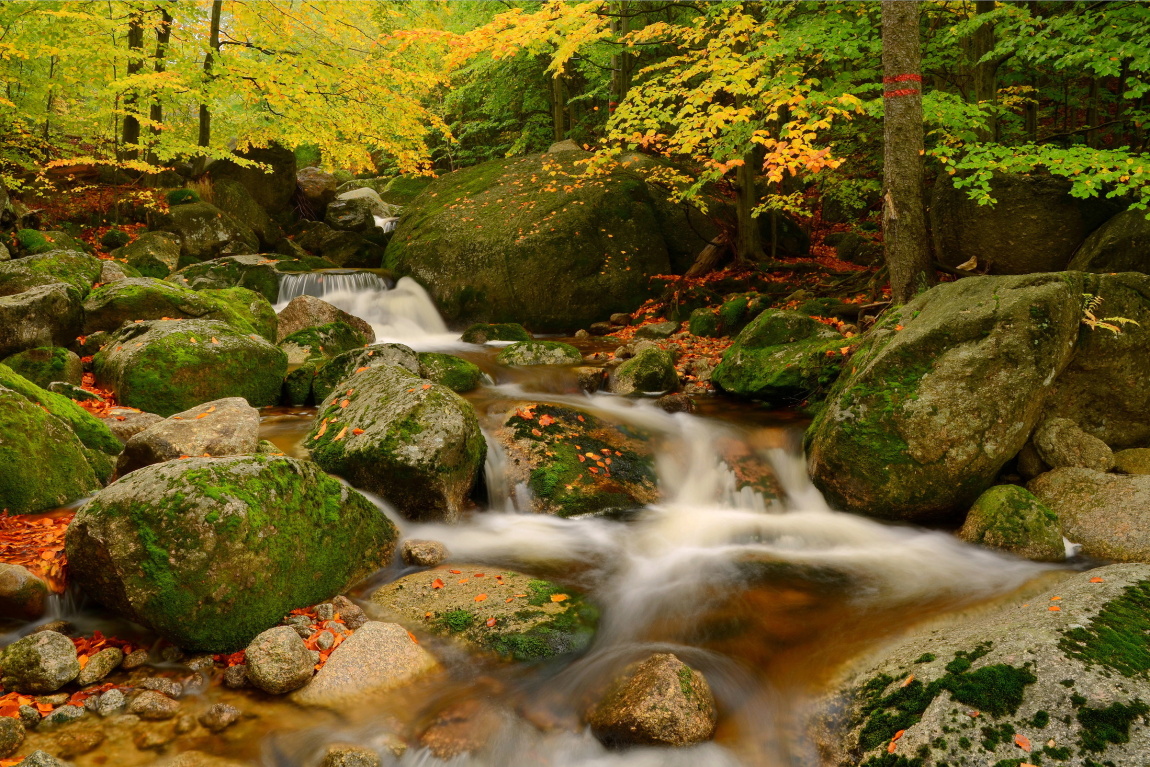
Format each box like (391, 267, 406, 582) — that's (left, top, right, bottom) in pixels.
(474, 573, 485, 577)
(887, 742, 898, 754)
(515, 593, 527, 598)
(900, 675, 915, 687)
(588, 467, 599, 474)
(189, 337, 197, 344)
(450, 569, 462, 574)
(432, 578, 444, 589)
(892, 730, 905, 742)
(505, 597, 514, 603)
(422, 383, 431, 390)
(457, 579, 469, 585)
(211, 337, 219, 344)
(355, 366, 370, 373)
(333, 426, 348, 441)
(408, 632, 419, 644)
(340, 399, 350, 408)
(1090, 577, 1104, 583)
(967, 710, 980, 717)
(538, 414, 556, 426)
(486, 617, 497, 627)
(550, 594, 568, 603)
(895, 324, 904, 331)
(474, 594, 488, 602)
(352, 428, 365, 435)
(1049, 605, 1061, 611)
(1051, 596, 1062, 601)
(1014, 733, 1031, 752)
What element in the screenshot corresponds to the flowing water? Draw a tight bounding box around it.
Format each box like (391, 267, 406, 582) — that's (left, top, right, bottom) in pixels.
(4, 274, 1065, 766)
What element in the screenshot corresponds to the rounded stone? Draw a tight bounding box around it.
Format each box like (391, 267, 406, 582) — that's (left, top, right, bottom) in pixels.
(244, 626, 315, 694)
(0, 630, 80, 694)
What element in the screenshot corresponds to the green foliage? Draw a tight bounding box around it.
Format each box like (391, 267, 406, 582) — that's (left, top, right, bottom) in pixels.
(166, 189, 200, 206)
(15, 229, 50, 254)
(99, 228, 131, 248)
(1077, 700, 1150, 752)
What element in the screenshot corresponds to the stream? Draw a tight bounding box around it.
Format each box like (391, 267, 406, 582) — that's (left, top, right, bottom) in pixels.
(6, 272, 1065, 766)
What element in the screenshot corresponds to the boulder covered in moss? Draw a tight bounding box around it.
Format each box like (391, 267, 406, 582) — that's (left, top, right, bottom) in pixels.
(609, 346, 679, 395)
(82, 278, 276, 340)
(957, 484, 1064, 562)
(497, 341, 582, 367)
(0, 249, 102, 301)
(93, 319, 287, 417)
(276, 294, 375, 344)
(417, 352, 484, 393)
(385, 152, 677, 332)
(0, 364, 122, 457)
(310, 343, 420, 404)
(713, 310, 844, 404)
(156, 202, 258, 266)
(378, 175, 433, 206)
(206, 143, 298, 214)
(0, 284, 83, 359)
(210, 177, 282, 250)
(1030, 467, 1150, 562)
(1, 347, 82, 388)
(280, 322, 370, 406)
(65, 454, 398, 652)
(807, 274, 1084, 522)
(586, 653, 717, 747)
(370, 565, 597, 661)
(307, 364, 486, 522)
(167, 254, 284, 303)
(495, 403, 657, 517)
(110, 231, 182, 279)
(816, 563, 1150, 767)
(460, 322, 532, 344)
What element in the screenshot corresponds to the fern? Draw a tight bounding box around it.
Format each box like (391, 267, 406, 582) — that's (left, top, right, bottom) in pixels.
(1081, 293, 1141, 335)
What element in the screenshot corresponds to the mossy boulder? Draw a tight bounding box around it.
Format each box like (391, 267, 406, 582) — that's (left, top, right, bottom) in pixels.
(497, 341, 582, 366)
(495, 403, 657, 517)
(0, 385, 107, 513)
(276, 294, 375, 344)
(384, 152, 675, 332)
(378, 175, 433, 206)
(713, 311, 845, 403)
(280, 322, 370, 406)
(0, 249, 102, 301)
(957, 484, 1064, 562)
(806, 274, 1084, 522)
(370, 565, 597, 661)
(460, 323, 532, 344)
(687, 307, 722, 338)
(210, 177, 282, 249)
(82, 278, 276, 341)
(307, 364, 486, 522)
(65, 455, 398, 652)
(205, 142, 298, 214)
(817, 564, 1150, 767)
(110, 231, 182, 279)
(0, 285, 83, 359)
(93, 319, 287, 417)
(100, 229, 132, 249)
(1030, 468, 1150, 562)
(156, 202, 259, 266)
(609, 346, 679, 395)
(1068, 207, 1150, 274)
(0, 364, 122, 457)
(167, 254, 284, 303)
(417, 352, 484, 393)
(1, 347, 82, 388)
(310, 343, 420, 403)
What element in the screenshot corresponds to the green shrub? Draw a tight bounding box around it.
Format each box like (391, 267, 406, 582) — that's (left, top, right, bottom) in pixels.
(15, 228, 50, 254)
(100, 228, 131, 248)
(166, 188, 200, 206)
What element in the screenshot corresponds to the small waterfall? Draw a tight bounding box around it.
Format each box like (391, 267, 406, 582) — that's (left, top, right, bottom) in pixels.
(373, 215, 399, 233)
(275, 273, 463, 350)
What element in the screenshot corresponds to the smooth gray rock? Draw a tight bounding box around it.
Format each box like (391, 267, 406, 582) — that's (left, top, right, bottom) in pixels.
(102, 407, 164, 444)
(127, 690, 180, 720)
(0, 631, 80, 693)
(1030, 467, 1150, 562)
(1033, 417, 1114, 471)
(496, 341, 582, 366)
(115, 397, 260, 475)
(244, 626, 315, 694)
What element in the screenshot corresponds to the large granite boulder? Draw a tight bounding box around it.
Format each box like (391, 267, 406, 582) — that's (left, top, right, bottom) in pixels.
(210, 177, 282, 249)
(93, 319, 287, 417)
(1068, 207, 1150, 274)
(307, 364, 485, 522)
(82, 278, 276, 340)
(65, 455, 399, 652)
(276, 295, 375, 344)
(384, 152, 677, 332)
(1, 347, 82, 389)
(110, 231, 182, 279)
(0, 249, 102, 300)
(167, 254, 283, 303)
(157, 202, 258, 266)
(206, 143, 298, 214)
(115, 397, 261, 476)
(807, 274, 1083, 521)
(0, 284, 83, 359)
(1030, 468, 1150, 562)
(310, 344, 419, 404)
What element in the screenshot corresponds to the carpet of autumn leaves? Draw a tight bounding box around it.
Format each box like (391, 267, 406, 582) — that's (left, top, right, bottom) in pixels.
(0, 512, 72, 593)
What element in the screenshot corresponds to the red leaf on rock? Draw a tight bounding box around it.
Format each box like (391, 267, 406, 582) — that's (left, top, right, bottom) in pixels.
(432, 578, 444, 589)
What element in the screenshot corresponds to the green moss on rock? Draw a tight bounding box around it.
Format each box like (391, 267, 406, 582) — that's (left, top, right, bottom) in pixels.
(958, 484, 1064, 562)
(460, 323, 532, 344)
(1, 347, 83, 389)
(497, 340, 582, 366)
(0, 249, 102, 300)
(417, 352, 484, 392)
(1061, 580, 1150, 677)
(0, 364, 120, 457)
(82, 278, 276, 340)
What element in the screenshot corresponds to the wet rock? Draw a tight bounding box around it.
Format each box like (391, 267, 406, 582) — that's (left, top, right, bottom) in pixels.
(298, 167, 338, 212)
(633, 321, 679, 340)
(0, 563, 49, 620)
(93, 689, 125, 717)
(37, 694, 69, 707)
(132, 722, 177, 750)
(41, 704, 85, 727)
(0, 631, 80, 693)
(608, 346, 679, 395)
(588, 322, 615, 336)
(331, 596, 367, 630)
(0, 284, 83, 360)
(245, 626, 315, 694)
(139, 677, 183, 699)
(497, 341, 582, 366)
(18, 705, 41, 729)
(1030, 468, 1150, 561)
(66, 455, 398, 652)
(0, 716, 24, 757)
(401, 539, 448, 567)
(82, 277, 275, 339)
(315, 603, 335, 622)
(54, 725, 104, 759)
(417, 352, 483, 393)
(15, 750, 71, 767)
(115, 397, 260, 476)
(1033, 416, 1114, 471)
(157, 202, 258, 264)
(93, 318, 286, 417)
(198, 703, 241, 733)
(817, 564, 1150, 767)
(807, 274, 1085, 521)
(1, 347, 82, 389)
(291, 622, 438, 708)
(157, 751, 248, 767)
(460, 323, 532, 344)
(587, 653, 717, 747)
(310, 343, 420, 403)
(121, 649, 150, 671)
(957, 484, 1064, 562)
(276, 295, 375, 345)
(222, 664, 248, 689)
(128, 690, 181, 720)
(495, 402, 657, 517)
(74, 646, 122, 686)
(175, 713, 198, 734)
(575, 366, 604, 393)
(168, 254, 285, 304)
(307, 364, 485, 523)
(656, 393, 696, 414)
(102, 407, 164, 445)
(418, 698, 504, 759)
(371, 567, 597, 661)
(110, 231, 182, 279)
(320, 744, 383, 767)
(1114, 448, 1150, 475)
(33, 622, 72, 637)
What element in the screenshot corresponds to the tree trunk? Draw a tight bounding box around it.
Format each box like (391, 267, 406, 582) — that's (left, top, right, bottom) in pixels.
(609, 2, 632, 110)
(881, 1, 934, 304)
(146, 5, 174, 166)
(43, 56, 57, 141)
(551, 65, 567, 142)
(121, 7, 146, 161)
(968, 0, 997, 142)
(734, 144, 765, 263)
(198, 0, 222, 148)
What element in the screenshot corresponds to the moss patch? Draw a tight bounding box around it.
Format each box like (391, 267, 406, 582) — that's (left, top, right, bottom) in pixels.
(417, 352, 483, 392)
(1077, 700, 1149, 752)
(1060, 580, 1150, 677)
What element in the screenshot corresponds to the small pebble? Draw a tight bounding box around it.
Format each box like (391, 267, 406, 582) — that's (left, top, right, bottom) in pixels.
(0, 716, 23, 758)
(138, 676, 182, 698)
(33, 620, 73, 636)
(121, 649, 150, 671)
(185, 654, 216, 673)
(316, 631, 335, 651)
(128, 690, 180, 720)
(316, 603, 335, 622)
(41, 704, 86, 727)
(133, 724, 176, 750)
(36, 694, 69, 707)
(321, 744, 383, 767)
(223, 664, 248, 689)
(94, 688, 125, 718)
(573, 329, 590, 339)
(310, 650, 321, 665)
(292, 624, 313, 639)
(55, 725, 104, 758)
(76, 646, 123, 686)
(17, 705, 41, 729)
(198, 703, 241, 733)
(331, 596, 367, 630)
(401, 539, 448, 567)
(159, 646, 186, 664)
(175, 713, 199, 735)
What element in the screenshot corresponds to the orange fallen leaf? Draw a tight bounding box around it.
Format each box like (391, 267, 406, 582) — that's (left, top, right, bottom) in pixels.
(895, 324, 904, 331)
(1014, 733, 1031, 752)
(474, 573, 485, 577)
(450, 569, 461, 574)
(474, 594, 488, 602)
(189, 337, 197, 343)
(408, 632, 419, 644)
(485, 617, 497, 627)
(1049, 605, 1061, 611)
(1090, 576, 1105, 583)
(887, 742, 898, 754)
(532, 428, 542, 436)
(538, 414, 556, 427)
(458, 579, 469, 585)
(900, 675, 915, 687)
(421, 383, 431, 390)
(505, 597, 514, 603)
(314, 420, 329, 439)
(340, 399, 350, 408)
(355, 366, 370, 373)
(514, 593, 527, 598)
(967, 710, 980, 717)
(195, 412, 209, 419)
(332, 426, 348, 441)
(432, 578, 444, 589)
(550, 594, 568, 603)
(577, 415, 585, 422)
(891, 730, 905, 742)
(352, 428, 365, 435)
(1051, 596, 1062, 600)
(211, 337, 219, 344)
(588, 467, 599, 474)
